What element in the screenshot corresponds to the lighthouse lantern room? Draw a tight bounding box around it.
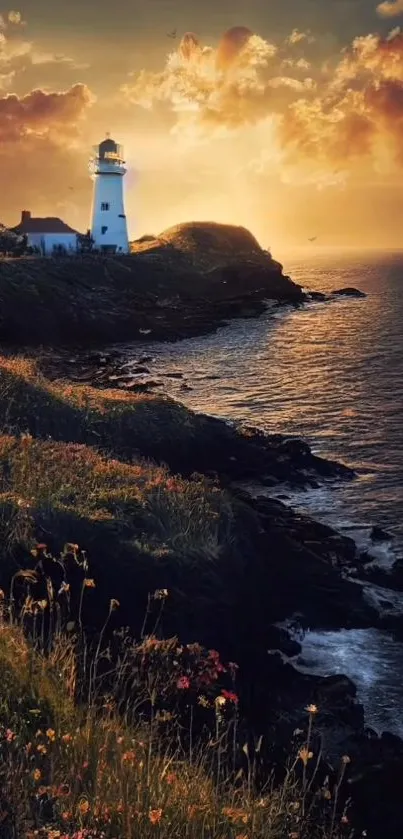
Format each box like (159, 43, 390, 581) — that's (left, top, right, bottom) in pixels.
(89, 136, 129, 254)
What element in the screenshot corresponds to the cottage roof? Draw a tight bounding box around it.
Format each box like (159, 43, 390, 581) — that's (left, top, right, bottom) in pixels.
(12, 212, 79, 235)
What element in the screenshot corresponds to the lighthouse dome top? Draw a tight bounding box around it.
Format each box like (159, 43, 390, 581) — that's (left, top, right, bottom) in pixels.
(99, 137, 118, 159)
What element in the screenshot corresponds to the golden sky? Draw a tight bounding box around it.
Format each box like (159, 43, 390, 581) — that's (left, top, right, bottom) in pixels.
(1, 0, 403, 251)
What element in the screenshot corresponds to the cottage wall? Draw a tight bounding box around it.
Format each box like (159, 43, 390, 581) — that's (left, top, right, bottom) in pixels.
(27, 232, 78, 255)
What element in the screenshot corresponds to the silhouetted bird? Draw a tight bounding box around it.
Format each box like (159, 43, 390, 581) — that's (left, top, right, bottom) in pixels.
(308, 236, 317, 242)
(167, 29, 177, 38)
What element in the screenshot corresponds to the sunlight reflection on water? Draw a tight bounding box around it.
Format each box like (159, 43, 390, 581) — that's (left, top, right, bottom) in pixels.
(121, 250, 403, 733)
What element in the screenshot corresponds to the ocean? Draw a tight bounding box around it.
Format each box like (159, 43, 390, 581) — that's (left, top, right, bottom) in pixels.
(123, 249, 403, 735)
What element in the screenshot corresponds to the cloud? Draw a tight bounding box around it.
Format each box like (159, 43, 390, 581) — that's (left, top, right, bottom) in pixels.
(0, 84, 94, 227)
(0, 11, 85, 89)
(8, 10, 24, 25)
(284, 29, 315, 45)
(376, 0, 403, 18)
(122, 23, 403, 186)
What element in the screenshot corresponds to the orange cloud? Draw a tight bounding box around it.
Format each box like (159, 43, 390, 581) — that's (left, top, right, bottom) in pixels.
(0, 84, 94, 227)
(376, 0, 403, 17)
(123, 24, 403, 183)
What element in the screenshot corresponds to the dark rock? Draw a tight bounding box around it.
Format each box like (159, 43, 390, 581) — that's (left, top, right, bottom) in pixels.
(163, 372, 184, 379)
(120, 379, 163, 391)
(309, 291, 328, 301)
(131, 365, 151, 374)
(371, 525, 393, 542)
(332, 287, 366, 298)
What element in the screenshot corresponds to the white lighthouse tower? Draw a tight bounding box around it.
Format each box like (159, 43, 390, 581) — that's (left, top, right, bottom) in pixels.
(89, 135, 129, 254)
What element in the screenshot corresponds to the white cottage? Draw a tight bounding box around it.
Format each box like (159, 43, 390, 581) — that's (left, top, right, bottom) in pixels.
(11, 211, 79, 256)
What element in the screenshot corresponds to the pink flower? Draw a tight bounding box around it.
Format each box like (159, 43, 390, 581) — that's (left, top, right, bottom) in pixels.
(177, 676, 190, 690)
(221, 690, 239, 705)
(6, 729, 16, 742)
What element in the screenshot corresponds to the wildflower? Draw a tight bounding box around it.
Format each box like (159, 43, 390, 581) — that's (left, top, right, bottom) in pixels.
(298, 747, 314, 766)
(156, 709, 173, 722)
(0, 589, 4, 600)
(110, 598, 120, 611)
(61, 811, 73, 821)
(58, 582, 70, 595)
(222, 807, 249, 824)
(221, 689, 239, 704)
(5, 729, 15, 742)
(122, 750, 136, 763)
(198, 695, 210, 708)
(46, 728, 56, 741)
(165, 772, 177, 785)
(306, 703, 318, 715)
(323, 789, 332, 800)
(83, 578, 96, 588)
(78, 798, 90, 815)
(37, 744, 47, 754)
(153, 588, 168, 600)
(33, 769, 41, 781)
(149, 809, 163, 825)
(37, 600, 48, 610)
(117, 736, 124, 744)
(177, 675, 190, 690)
(341, 815, 349, 825)
(215, 695, 226, 707)
(61, 733, 72, 744)
(341, 755, 351, 764)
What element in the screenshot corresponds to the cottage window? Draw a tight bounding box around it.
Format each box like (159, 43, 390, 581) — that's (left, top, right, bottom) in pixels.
(101, 226, 108, 235)
(101, 202, 110, 211)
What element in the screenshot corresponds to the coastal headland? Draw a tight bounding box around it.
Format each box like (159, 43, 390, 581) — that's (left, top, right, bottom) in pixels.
(0, 221, 315, 345)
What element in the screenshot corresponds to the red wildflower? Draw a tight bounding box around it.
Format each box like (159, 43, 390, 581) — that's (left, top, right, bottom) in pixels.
(221, 690, 239, 704)
(177, 676, 190, 690)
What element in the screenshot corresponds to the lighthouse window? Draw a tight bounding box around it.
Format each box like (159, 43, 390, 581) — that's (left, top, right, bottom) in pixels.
(101, 226, 108, 235)
(101, 202, 110, 211)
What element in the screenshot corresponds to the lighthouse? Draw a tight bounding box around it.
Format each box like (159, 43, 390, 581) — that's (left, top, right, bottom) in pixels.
(89, 135, 129, 254)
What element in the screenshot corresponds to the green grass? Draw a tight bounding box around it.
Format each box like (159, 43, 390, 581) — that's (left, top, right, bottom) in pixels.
(0, 354, 252, 642)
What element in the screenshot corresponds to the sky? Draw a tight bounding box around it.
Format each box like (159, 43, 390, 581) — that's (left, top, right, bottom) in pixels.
(1, 0, 403, 252)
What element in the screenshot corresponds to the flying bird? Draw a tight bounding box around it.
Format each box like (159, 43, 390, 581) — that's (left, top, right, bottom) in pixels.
(167, 29, 177, 38)
(308, 236, 317, 242)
